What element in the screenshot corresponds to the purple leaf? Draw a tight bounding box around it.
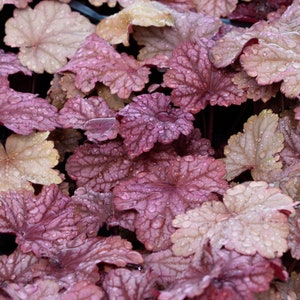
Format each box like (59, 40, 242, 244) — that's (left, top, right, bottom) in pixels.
(164, 40, 246, 113)
(114, 155, 227, 250)
(117, 92, 194, 158)
(58, 96, 119, 142)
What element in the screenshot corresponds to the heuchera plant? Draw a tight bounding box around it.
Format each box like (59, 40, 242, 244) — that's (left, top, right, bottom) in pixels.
(0, 0, 299, 299)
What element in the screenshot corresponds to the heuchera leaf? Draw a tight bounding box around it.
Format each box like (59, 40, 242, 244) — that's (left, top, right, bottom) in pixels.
(210, 1, 300, 98)
(58, 96, 119, 143)
(295, 105, 300, 126)
(0, 0, 32, 10)
(114, 154, 227, 250)
(223, 109, 284, 181)
(143, 249, 191, 286)
(4, 1, 94, 73)
(0, 77, 58, 135)
(102, 269, 157, 299)
(96, 0, 174, 46)
(0, 185, 78, 257)
(288, 209, 300, 260)
(0, 249, 41, 284)
(0, 131, 62, 191)
(0, 49, 31, 77)
(193, 0, 238, 17)
(117, 92, 194, 158)
(71, 187, 113, 237)
(45, 236, 143, 286)
(59, 33, 150, 98)
(232, 70, 280, 102)
(164, 39, 246, 114)
(133, 10, 221, 60)
(171, 181, 295, 258)
(66, 140, 142, 192)
(159, 242, 284, 300)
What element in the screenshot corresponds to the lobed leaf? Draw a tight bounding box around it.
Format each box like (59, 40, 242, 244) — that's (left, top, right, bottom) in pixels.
(4, 1, 94, 73)
(171, 181, 295, 258)
(223, 109, 284, 181)
(59, 34, 150, 98)
(0, 132, 62, 191)
(118, 92, 194, 158)
(164, 40, 246, 114)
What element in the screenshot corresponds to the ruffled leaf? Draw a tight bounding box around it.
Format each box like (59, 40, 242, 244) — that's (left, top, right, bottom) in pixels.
(59, 34, 150, 98)
(133, 9, 221, 60)
(114, 155, 227, 250)
(66, 140, 141, 192)
(96, 0, 173, 46)
(171, 181, 295, 258)
(159, 242, 284, 300)
(102, 269, 157, 299)
(58, 96, 119, 143)
(4, 1, 94, 73)
(0, 77, 58, 134)
(45, 236, 143, 286)
(117, 92, 194, 158)
(0, 131, 61, 192)
(164, 40, 246, 114)
(0, 185, 78, 257)
(223, 109, 284, 181)
(194, 0, 238, 17)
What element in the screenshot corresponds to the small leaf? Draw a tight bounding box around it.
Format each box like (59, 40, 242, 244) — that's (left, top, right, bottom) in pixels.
(0, 131, 61, 191)
(171, 181, 295, 258)
(4, 1, 94, 73)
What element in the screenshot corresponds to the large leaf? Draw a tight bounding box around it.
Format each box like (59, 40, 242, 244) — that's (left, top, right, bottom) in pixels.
(171, 181, 295, 258)
(4, 1, 94, 73)
(0, 131, 61, 191)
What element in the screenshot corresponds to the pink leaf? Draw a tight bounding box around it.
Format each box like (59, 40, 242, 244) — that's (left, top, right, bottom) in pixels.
(4, 1, 94, 73)
(0, 185, 78, 257)
(164, 40, 246, 114)
(143, 249, 191, 286)
(288, 209, 300, 259)
(71, 187, 114, 236)
(66, 140, 142, 192)
(0, 0, 32, 10)
(0, 77, 58, 134)
(0, 49, 31, 77)
(171, 181, 295, 258)
(61, 281, 104, 300)
(58, 96, 119, 142)
(295, 105, 300, 126)
(159, 243, 284, 300)
(193, 0, 238, 17)
(117, 92, 194, 158)
(59, 34, 150, 98)
(102, 269, 157, 299)
(46, 236, 143, 286)
(114, 155, 227, 250)
(134, 10, 221, 60)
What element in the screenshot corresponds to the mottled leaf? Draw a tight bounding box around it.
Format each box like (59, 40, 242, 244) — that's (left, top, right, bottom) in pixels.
(59, 34, 150, 98)
(0, 185, 77, 257)
(102, 269, 157, 300)
(58, 96, 119, 142)
(171, 181, 294, 258)
(118, 92, 194, 158)
(164, 40, 246, 114)
(114, 155, 227, 250)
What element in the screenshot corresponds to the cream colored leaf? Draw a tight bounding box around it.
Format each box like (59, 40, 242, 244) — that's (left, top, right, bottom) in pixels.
(171, 181, 295, 259)
(224, 109, 284, 181)
(96, 0, 173, 45)
(0, 131, 62, 192)
(4, 1, 94, 73)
